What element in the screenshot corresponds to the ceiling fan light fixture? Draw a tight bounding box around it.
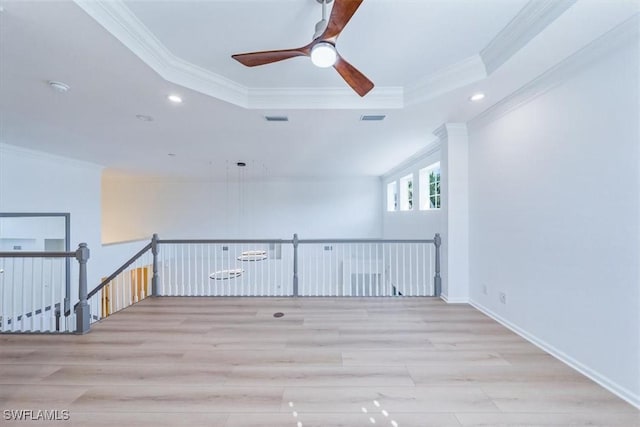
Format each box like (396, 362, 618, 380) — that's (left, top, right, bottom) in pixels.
(310, 42, 337, 68)
(48, 81, 70, 93)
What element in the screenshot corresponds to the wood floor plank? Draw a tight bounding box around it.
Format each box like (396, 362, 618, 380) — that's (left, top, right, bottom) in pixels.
(39, 364, 232, 386)
(226, 366, 415, 387)
(0, 348, 186, 366)
(65, 412, 228, 427)
(69, 386, 284, 413)
(455, 412, 640, 426)
(482, 383, 637, 413)
(407, 363, 591, 387)
(0, 365, 62, 384)
(182, 349, 343, 367)
(342, 350, 510, 367)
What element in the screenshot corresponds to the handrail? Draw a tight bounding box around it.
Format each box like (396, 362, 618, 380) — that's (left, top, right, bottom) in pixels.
(0, 251, 76, 258)
(86, 242, 152, 300)
(157, 238, 434, 244)
(158, 239, 291, 244)
(297, 238, 435, 244)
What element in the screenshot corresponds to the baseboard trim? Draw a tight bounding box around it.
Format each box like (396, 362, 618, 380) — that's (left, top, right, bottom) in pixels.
(440, 294, 469, 304)
(469, 299, 640, 409)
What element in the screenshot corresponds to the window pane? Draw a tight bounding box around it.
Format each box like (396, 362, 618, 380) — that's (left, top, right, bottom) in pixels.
(419, 162, 440, 211)
(399, 174, 413, 211)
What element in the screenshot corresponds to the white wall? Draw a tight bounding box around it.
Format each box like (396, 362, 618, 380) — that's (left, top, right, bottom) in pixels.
(382, 148, 442, 240)
(0, 144, 104, 297)
(102, 175, 383, 242)
(467, 41, 639, 404)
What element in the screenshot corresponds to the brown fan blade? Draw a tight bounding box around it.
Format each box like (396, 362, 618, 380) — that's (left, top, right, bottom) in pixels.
(333, 54, 374, 97)
(232, 46, 311, 67)
(320, 0, 364, 42)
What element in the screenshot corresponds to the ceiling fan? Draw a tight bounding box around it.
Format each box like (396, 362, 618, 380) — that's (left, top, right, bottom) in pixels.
(231, 0, 374, 97)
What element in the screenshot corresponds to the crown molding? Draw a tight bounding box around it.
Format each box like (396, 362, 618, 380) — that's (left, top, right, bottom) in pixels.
(405, 55, 487, 106)
(480, 0, 577, 74)
(433, 124, 449, 143)
(470, 14, 639, 130)
(433, 123, 469, 145)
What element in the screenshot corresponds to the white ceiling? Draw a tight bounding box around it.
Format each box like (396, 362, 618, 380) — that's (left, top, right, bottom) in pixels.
(0, 0, 637, 180)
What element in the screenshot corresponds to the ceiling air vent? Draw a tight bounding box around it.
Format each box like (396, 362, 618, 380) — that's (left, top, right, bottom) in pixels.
(360, 115, 386, 121)
(264, 115, 289, 122)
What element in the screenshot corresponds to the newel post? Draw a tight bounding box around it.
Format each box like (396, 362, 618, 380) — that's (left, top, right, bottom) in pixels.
(151, 233, 159, 297)
(434, 233, 442, 297)
(75, 242, 90, 334)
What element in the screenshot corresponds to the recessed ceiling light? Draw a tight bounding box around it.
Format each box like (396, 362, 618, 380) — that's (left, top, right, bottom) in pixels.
(48, 81, 70, 93)
(469, 93, 486, 102)
(168, 94, 183, 104)
(136, 114, 154, 122)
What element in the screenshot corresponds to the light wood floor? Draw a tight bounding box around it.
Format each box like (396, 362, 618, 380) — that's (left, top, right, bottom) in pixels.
(0, 297, 638, 426)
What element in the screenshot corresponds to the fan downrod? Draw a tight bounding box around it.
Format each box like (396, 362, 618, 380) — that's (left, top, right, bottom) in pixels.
(313, 0, 334, 40)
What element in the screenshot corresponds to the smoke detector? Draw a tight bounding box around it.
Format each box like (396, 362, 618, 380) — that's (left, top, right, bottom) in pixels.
(48, 81, 70, 93)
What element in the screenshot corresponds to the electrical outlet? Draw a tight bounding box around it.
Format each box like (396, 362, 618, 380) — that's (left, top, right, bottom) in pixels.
(482, 285, 488, 295)
(499, 292, 507, 304)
